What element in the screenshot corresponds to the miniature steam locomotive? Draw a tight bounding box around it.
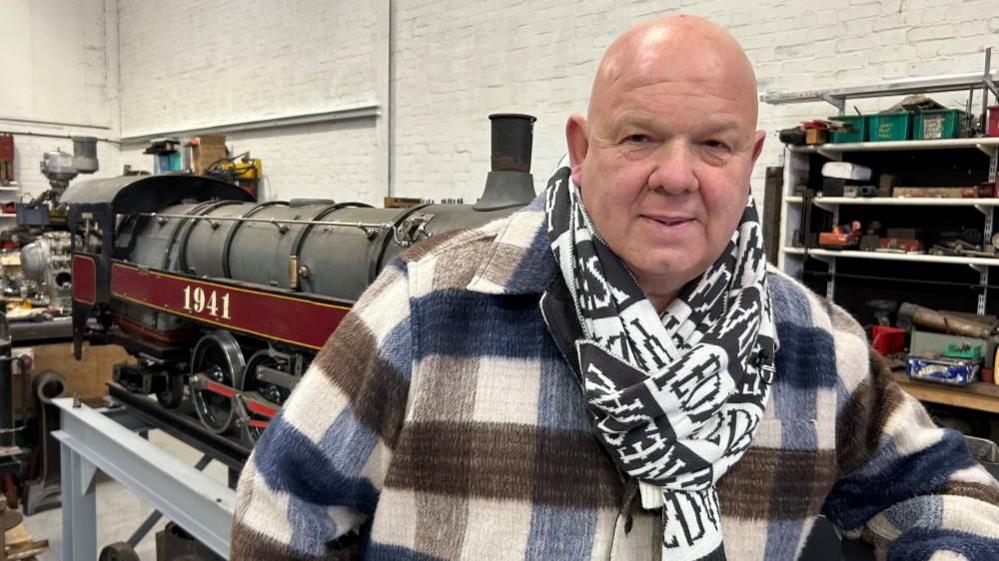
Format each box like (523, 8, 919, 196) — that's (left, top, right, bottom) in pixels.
(65, 114, 538, 447)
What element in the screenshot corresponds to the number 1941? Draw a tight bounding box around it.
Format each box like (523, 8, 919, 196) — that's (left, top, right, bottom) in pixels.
(182, 285, 232, 320)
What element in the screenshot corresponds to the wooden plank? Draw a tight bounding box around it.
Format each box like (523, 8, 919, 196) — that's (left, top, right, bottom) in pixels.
(890, 372, 999, 413)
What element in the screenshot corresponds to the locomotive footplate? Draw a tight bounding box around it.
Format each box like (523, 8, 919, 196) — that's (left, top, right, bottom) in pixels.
(107, 381, 249, 472)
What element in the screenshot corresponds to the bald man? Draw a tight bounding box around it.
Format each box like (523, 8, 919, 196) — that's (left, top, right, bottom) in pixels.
(232, 15, 999, 561)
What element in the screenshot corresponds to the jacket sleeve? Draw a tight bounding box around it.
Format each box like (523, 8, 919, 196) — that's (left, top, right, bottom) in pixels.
(231, 259, 413, 560)
(820, 304, 999, 561)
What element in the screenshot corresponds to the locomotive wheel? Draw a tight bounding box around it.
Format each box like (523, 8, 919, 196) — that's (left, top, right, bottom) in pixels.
(239, 350, 292, 447)
(190, 331, 245, 434)
(155, 374, 185, 409)
(99, 542, 140, 561)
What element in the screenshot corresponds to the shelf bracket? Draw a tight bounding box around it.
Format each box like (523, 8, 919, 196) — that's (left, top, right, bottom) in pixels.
(975, 143, 996, 158)
(821, 94, 846, 115)
(970, 263, 988, 274)
(975, 203, 991, 216)
(985, 76, 999, 99)
(816, 147, 843, 161)
(809, 252, 835, 264)
(813, 199, 836, 212)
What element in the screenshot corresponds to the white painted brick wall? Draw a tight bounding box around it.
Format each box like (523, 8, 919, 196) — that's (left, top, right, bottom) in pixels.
(116, 0, 384, 202)
(391, 0, 999, 206)
(114, 0, 999, 207)
(117, 0, 380, 135)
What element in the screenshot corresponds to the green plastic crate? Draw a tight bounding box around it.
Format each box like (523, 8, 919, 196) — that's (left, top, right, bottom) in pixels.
(868, 112, 911, 141)
(913, 109, 964, 140)
(944, 343, 982, 361)
(829, 115, 866, 143)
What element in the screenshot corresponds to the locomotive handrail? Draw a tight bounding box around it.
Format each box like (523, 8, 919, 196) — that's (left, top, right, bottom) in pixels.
(137, 212, 395, 236)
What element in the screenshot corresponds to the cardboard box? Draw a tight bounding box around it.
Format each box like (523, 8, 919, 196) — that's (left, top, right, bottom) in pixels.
(190, 134, 228, 175)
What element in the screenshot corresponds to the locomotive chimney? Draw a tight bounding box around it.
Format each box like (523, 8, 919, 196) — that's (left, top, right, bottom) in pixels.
(473, 113, 537, 211)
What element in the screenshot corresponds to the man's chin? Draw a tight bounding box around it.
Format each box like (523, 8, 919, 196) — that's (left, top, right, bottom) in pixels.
(627, 257, 706, 294)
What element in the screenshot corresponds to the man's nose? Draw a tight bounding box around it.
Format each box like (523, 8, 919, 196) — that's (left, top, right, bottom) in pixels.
(648, 142, 699, 195)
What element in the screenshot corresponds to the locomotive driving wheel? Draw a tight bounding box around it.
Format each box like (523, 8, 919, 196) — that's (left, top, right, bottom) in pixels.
(190, 331, 245, 434)
(238, 350, 292, 447)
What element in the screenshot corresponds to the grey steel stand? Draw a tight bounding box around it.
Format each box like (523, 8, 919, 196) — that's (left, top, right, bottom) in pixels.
(52, 397, 235, 561)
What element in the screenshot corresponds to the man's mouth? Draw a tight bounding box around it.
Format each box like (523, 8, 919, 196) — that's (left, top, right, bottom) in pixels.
(644, 216, 694, 227)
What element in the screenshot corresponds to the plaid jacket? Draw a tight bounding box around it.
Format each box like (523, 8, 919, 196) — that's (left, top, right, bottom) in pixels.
(232, 195, 999, 561)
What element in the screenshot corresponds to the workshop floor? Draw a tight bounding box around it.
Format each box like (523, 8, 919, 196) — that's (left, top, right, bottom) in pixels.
(21, 431, 230, 561)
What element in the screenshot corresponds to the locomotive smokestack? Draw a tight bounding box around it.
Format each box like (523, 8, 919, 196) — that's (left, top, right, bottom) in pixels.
(473, 114, 537, 211)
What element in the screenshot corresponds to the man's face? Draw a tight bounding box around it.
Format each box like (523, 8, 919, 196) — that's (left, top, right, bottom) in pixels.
(567, 46, 764, 299)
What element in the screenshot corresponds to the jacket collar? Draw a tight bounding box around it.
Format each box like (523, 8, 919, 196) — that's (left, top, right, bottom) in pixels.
(466, 193, 557, 295)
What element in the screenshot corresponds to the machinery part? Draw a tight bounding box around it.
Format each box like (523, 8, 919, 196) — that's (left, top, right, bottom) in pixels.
(23, 370, 67, 515)
(237, 350, 292, 447)
(156, 522, 225, 561)
(71, 136, 99, 174)
(866, 300, 899, 326)
(897, 302, 995, 339)
(155, 373, 185, 409)
(190, 331, 245, 434)
(38, 138, 100, 206)
(98, 542, 140, 561)
(20, 231, 74, 310)
(107, 382, 249, 471)
(39, 149, 77, 194)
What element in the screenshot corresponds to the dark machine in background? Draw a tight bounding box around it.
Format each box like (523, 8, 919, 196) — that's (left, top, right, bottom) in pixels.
(66, 114, 538, 448)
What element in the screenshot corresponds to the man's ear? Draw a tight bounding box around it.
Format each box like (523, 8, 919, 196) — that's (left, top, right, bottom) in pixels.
(566, 114, 589, 186)
(750, 129, 766, 164)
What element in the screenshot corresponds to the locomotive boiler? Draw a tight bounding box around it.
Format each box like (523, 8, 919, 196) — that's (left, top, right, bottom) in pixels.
(65, 114, 538, 447)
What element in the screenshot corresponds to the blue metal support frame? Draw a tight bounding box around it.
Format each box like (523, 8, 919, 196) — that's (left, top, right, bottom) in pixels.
(52, 398, 235, 561)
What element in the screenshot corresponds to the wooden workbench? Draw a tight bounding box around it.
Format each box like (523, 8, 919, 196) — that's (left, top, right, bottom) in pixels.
(891, 372, 999, 414)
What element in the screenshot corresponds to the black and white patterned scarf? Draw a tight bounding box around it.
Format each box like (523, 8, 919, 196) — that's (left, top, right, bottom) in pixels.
(540, 166, 776, 561)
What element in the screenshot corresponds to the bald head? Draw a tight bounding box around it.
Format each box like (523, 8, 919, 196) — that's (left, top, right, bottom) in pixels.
(588, 15, 759, 129)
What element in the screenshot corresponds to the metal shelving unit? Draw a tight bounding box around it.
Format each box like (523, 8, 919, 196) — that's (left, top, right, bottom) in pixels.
(768, 70, 999, 315)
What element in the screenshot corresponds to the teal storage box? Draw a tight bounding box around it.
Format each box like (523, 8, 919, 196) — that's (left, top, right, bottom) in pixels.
(829, 115, 866, 143)
(868, 112, 911, 141)
(913, 109, 964, 140)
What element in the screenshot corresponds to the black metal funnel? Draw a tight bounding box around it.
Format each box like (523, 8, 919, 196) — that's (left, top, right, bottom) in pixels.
(474, 114, 537, 211)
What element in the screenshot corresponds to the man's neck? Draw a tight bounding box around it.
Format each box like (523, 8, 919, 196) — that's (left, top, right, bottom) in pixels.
(646, 288, 681, 314)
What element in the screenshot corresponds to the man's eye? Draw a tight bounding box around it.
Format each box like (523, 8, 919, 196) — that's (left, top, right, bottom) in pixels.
(704, 140, 730, 151)
(624, 134, 651, 143)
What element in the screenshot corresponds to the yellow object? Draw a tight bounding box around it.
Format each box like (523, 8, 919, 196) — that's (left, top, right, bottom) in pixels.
(215, 157, 262, 181)
(232, 157, 262, 181)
